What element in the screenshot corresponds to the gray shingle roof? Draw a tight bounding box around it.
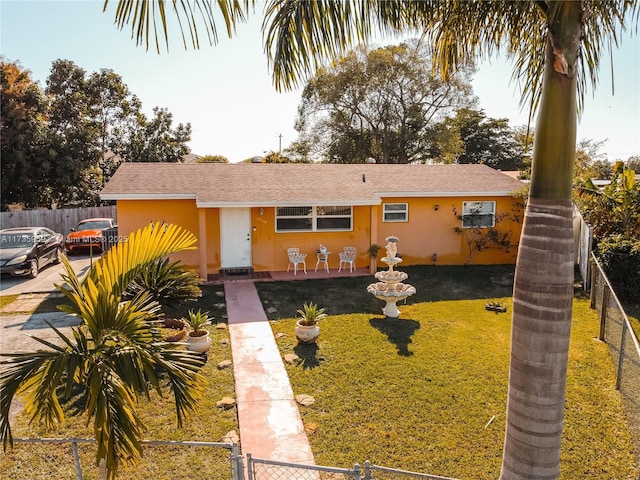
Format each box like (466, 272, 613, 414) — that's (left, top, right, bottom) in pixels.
(100, 163, 524, 206)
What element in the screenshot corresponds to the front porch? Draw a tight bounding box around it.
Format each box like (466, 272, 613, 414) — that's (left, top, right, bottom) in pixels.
(206, 266, 372, 284)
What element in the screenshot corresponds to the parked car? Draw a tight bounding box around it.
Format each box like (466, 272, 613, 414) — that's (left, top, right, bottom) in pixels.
(65, 217, 117, 254)
(0, 227, 65, 278)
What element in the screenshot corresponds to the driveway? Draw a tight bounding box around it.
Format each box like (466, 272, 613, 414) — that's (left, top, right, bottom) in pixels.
(0, 253, 94, 295)
(1, 253, 94, 355)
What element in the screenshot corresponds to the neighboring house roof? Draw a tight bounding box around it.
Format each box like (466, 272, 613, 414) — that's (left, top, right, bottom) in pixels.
(100, 163, 525, 207)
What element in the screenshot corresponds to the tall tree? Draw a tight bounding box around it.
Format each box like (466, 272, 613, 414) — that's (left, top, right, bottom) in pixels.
(45, 59, 101, 206)
(104, 1, 640, 478)
(86, 68, 142, 185)
(120, 107, 192, 163)
(0, 58, 49, 209)
(431, 108, 526, 170)
(295, 42, 475, 163)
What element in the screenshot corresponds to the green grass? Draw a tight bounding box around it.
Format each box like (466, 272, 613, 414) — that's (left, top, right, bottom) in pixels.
(256, 267, 639, 480)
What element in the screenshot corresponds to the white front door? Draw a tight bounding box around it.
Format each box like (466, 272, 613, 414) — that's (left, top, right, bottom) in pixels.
(220, 208, 252, 268)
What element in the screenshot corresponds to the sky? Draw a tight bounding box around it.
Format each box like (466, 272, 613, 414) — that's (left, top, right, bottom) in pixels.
(1, 0, 639, 164)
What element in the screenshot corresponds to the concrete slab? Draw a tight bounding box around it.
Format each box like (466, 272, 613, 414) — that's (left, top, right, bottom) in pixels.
(224, 281, 315, 465)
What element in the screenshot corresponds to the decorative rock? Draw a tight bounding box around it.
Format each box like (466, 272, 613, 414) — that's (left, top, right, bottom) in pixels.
(214, 303, 226, 309)
(284, 353, 300, 364)
(267, 307, 278, 314)
(221, 430, 239, 444)
(216, 397, 236, 409)
(215, 291, 225, 297)
(304, 422, 319, 435)
(220, 338, 230, 346)
(295, 394, 315, 406)
(216, 323, 228, 330)
(217, 360, 232, 370)
(275, 332, 287, 339)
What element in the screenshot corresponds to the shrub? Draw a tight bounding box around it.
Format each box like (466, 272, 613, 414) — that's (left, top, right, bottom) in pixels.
(124, 258, 202, 309)
(596, 235, 640, 304)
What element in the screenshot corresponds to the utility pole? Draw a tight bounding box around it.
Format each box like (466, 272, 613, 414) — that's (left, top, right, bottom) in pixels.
(278, 133, 282, 154)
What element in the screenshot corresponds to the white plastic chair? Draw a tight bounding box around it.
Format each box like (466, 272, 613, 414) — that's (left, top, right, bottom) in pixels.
(338, 246, 357, 272)
(287, 248, 307, 275)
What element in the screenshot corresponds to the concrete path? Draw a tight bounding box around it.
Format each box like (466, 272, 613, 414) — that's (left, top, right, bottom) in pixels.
(224, 280, 315, 464)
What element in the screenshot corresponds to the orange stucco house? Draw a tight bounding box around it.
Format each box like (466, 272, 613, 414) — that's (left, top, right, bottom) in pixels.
(100, 162, 525, 279)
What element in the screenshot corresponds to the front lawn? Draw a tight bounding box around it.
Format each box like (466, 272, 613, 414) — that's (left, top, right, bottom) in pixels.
(257, 269, 638, 480)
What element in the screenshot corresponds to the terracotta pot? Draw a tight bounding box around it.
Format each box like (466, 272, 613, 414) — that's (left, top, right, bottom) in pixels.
(186, 331, 212, 352)
(295, 321, 320, 344)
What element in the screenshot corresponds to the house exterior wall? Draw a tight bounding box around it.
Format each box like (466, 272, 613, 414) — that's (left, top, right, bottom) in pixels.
(115, 199, 203, 269)
(375, 196, 523, 266)
(115, 194, 523, 276)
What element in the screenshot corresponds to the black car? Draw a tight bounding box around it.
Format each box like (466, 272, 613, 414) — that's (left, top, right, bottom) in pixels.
(0, 227, 65, 278)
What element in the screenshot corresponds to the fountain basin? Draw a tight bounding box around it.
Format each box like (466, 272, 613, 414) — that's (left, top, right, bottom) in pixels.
(367, 282, 416, 297)
(374, 270, 408, 284)
(367, 282, 416, 318)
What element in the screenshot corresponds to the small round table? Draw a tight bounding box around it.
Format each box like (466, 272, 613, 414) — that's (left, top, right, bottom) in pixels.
(315, 251, 331, 272)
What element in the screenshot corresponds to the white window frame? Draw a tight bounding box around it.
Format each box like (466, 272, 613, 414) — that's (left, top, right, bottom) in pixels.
(461, 201, 496, 228)
(275, 206, 353, 232)
(383, 203, 409, 222)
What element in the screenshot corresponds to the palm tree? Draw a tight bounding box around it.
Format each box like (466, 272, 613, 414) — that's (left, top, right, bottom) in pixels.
(102, 1, 640, 478)
(0, 223, 206, 479)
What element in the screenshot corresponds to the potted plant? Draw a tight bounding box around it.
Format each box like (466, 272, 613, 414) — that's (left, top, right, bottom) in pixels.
(367, 244, 381, 273)
(294, 302, 327, 344)
(184, 309, 212, 353)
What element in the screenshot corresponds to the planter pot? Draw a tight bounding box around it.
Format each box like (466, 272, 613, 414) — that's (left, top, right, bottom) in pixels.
(186, 332, 212, 352)
(295, 321, 320, 344)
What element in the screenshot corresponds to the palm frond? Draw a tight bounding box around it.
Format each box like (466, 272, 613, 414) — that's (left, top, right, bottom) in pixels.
(105, 0, 252, 53)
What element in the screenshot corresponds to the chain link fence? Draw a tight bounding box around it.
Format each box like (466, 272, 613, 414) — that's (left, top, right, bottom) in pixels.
(9, 438, 243, 480)
(245, 456, 459, 480)
(589, 253, 640, 472)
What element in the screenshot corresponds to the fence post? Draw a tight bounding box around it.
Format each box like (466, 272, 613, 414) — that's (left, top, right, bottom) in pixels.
(245, 453, 253, 480)
(231, 443, 244, 480)
(599, 286, 610, 342)
(363, 460, 371, 480)
(589, 257, 597, 309)
(70, 439, 84, 480)
(615, 320, 629, 391)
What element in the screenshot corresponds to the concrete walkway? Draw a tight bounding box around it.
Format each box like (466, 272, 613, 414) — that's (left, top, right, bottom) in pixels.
(224, 280, 315, 464)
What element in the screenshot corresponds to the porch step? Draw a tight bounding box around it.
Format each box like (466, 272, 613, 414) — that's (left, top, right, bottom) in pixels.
(220, 267, 254, 277)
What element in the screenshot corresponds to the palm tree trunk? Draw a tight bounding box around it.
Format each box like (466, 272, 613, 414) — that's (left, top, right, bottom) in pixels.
(500, 3, 582, 479)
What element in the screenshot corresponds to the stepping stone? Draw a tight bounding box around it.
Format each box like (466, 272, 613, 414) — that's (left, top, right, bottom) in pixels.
(295, 394, 315, 406)
(220, 338, 230, 346)
(216, 323, 228, 330)
(304, 422, 319, 435)
(216, 397, 236, 409)
(284, 353, 300, 364)
(221, 430, 239, 444)
(217, 360, 232, 370)
(275, 332, 287, 339)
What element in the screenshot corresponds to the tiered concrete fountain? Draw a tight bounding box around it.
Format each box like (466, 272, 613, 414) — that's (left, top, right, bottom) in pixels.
(367, 236, 416, 318)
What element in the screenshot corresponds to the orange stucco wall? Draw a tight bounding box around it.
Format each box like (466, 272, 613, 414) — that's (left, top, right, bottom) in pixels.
(116, 196, 523, 276)
(251, 205, 372, 272)
(374, 196, 523, 266)
(115, 199, 205, 270)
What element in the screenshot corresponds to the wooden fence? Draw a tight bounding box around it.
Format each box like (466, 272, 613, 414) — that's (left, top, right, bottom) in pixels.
(0, 206, 117, 236)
